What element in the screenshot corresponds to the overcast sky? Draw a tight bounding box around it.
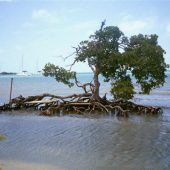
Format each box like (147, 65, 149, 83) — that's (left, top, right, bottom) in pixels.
(0, 0, 170, 73)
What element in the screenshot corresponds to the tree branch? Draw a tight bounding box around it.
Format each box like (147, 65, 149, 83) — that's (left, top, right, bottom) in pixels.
(87, 58, 95, 73)
(64, 52, 76, 61)
(74, 76, 95, 94)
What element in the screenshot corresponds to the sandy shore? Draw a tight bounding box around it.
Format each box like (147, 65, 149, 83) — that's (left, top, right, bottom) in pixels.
(0, 160, 63, 170)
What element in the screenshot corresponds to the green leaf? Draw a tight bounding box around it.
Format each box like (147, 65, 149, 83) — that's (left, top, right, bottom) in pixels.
(43, 63, 76, 87)
(111, 76, 135, 100)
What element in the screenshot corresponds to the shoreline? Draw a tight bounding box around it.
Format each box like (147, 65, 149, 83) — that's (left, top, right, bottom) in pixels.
(0, 159, 61, 170)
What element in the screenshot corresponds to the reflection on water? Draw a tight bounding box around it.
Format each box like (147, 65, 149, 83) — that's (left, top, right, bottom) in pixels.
(0, 110, 170, 170)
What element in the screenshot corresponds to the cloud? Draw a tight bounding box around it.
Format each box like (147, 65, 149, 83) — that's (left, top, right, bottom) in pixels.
(32, 9, 58, 24)
(32, 9, 50, 19)
(119, 15, 155, 35)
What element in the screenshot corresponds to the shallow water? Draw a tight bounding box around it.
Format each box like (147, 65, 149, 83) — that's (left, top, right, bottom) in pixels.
(0, 110, 170, 170)
(0, 111, 170, 170)
(0, 72, 170, 169)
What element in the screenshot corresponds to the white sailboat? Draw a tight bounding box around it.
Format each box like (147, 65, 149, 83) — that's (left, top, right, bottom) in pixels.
(17, 55, 31, 76)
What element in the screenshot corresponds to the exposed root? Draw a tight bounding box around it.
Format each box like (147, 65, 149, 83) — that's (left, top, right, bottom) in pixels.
(113, 106, 129, 117)
(0, 94, 162, 117)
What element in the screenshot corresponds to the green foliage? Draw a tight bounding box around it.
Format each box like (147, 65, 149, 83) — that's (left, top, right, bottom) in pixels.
(76, 27, 166, 98)
(111, 76, 135, 100)
(43, 63, 76, 87)
(76, 26, 127, 69)
(125, 34, 166, 94)
(43, 22, 166, 100)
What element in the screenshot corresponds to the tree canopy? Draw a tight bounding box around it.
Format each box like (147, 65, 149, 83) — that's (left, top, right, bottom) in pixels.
(43, 21, 166, 101)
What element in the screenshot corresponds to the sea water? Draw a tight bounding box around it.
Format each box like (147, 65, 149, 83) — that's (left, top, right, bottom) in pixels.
(0, 72, 170, 170)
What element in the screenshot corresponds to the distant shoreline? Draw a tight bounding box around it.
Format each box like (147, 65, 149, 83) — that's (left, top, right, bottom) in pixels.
(0, 72, 16, 76)
(0, 70, 169, 77)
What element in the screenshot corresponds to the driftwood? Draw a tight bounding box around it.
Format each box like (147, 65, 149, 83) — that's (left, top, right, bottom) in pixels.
(0, 93, 162, 117)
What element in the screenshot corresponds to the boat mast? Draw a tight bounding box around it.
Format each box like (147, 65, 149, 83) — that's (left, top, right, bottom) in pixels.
(21, 55, 24, 72)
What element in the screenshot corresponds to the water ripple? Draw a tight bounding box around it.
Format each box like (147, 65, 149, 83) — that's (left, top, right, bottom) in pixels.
(0, 113, 170, 170)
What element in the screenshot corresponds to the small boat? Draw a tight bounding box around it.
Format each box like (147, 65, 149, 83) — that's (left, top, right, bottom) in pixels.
(17, 70, 31, 76)
(17, 55, 32, 76)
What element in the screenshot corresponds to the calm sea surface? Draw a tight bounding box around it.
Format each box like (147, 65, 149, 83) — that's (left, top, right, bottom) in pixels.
(0, 72, 170, 170)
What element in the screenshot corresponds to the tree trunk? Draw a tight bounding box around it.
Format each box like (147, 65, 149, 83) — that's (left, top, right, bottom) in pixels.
(93, 71, 100, 101)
